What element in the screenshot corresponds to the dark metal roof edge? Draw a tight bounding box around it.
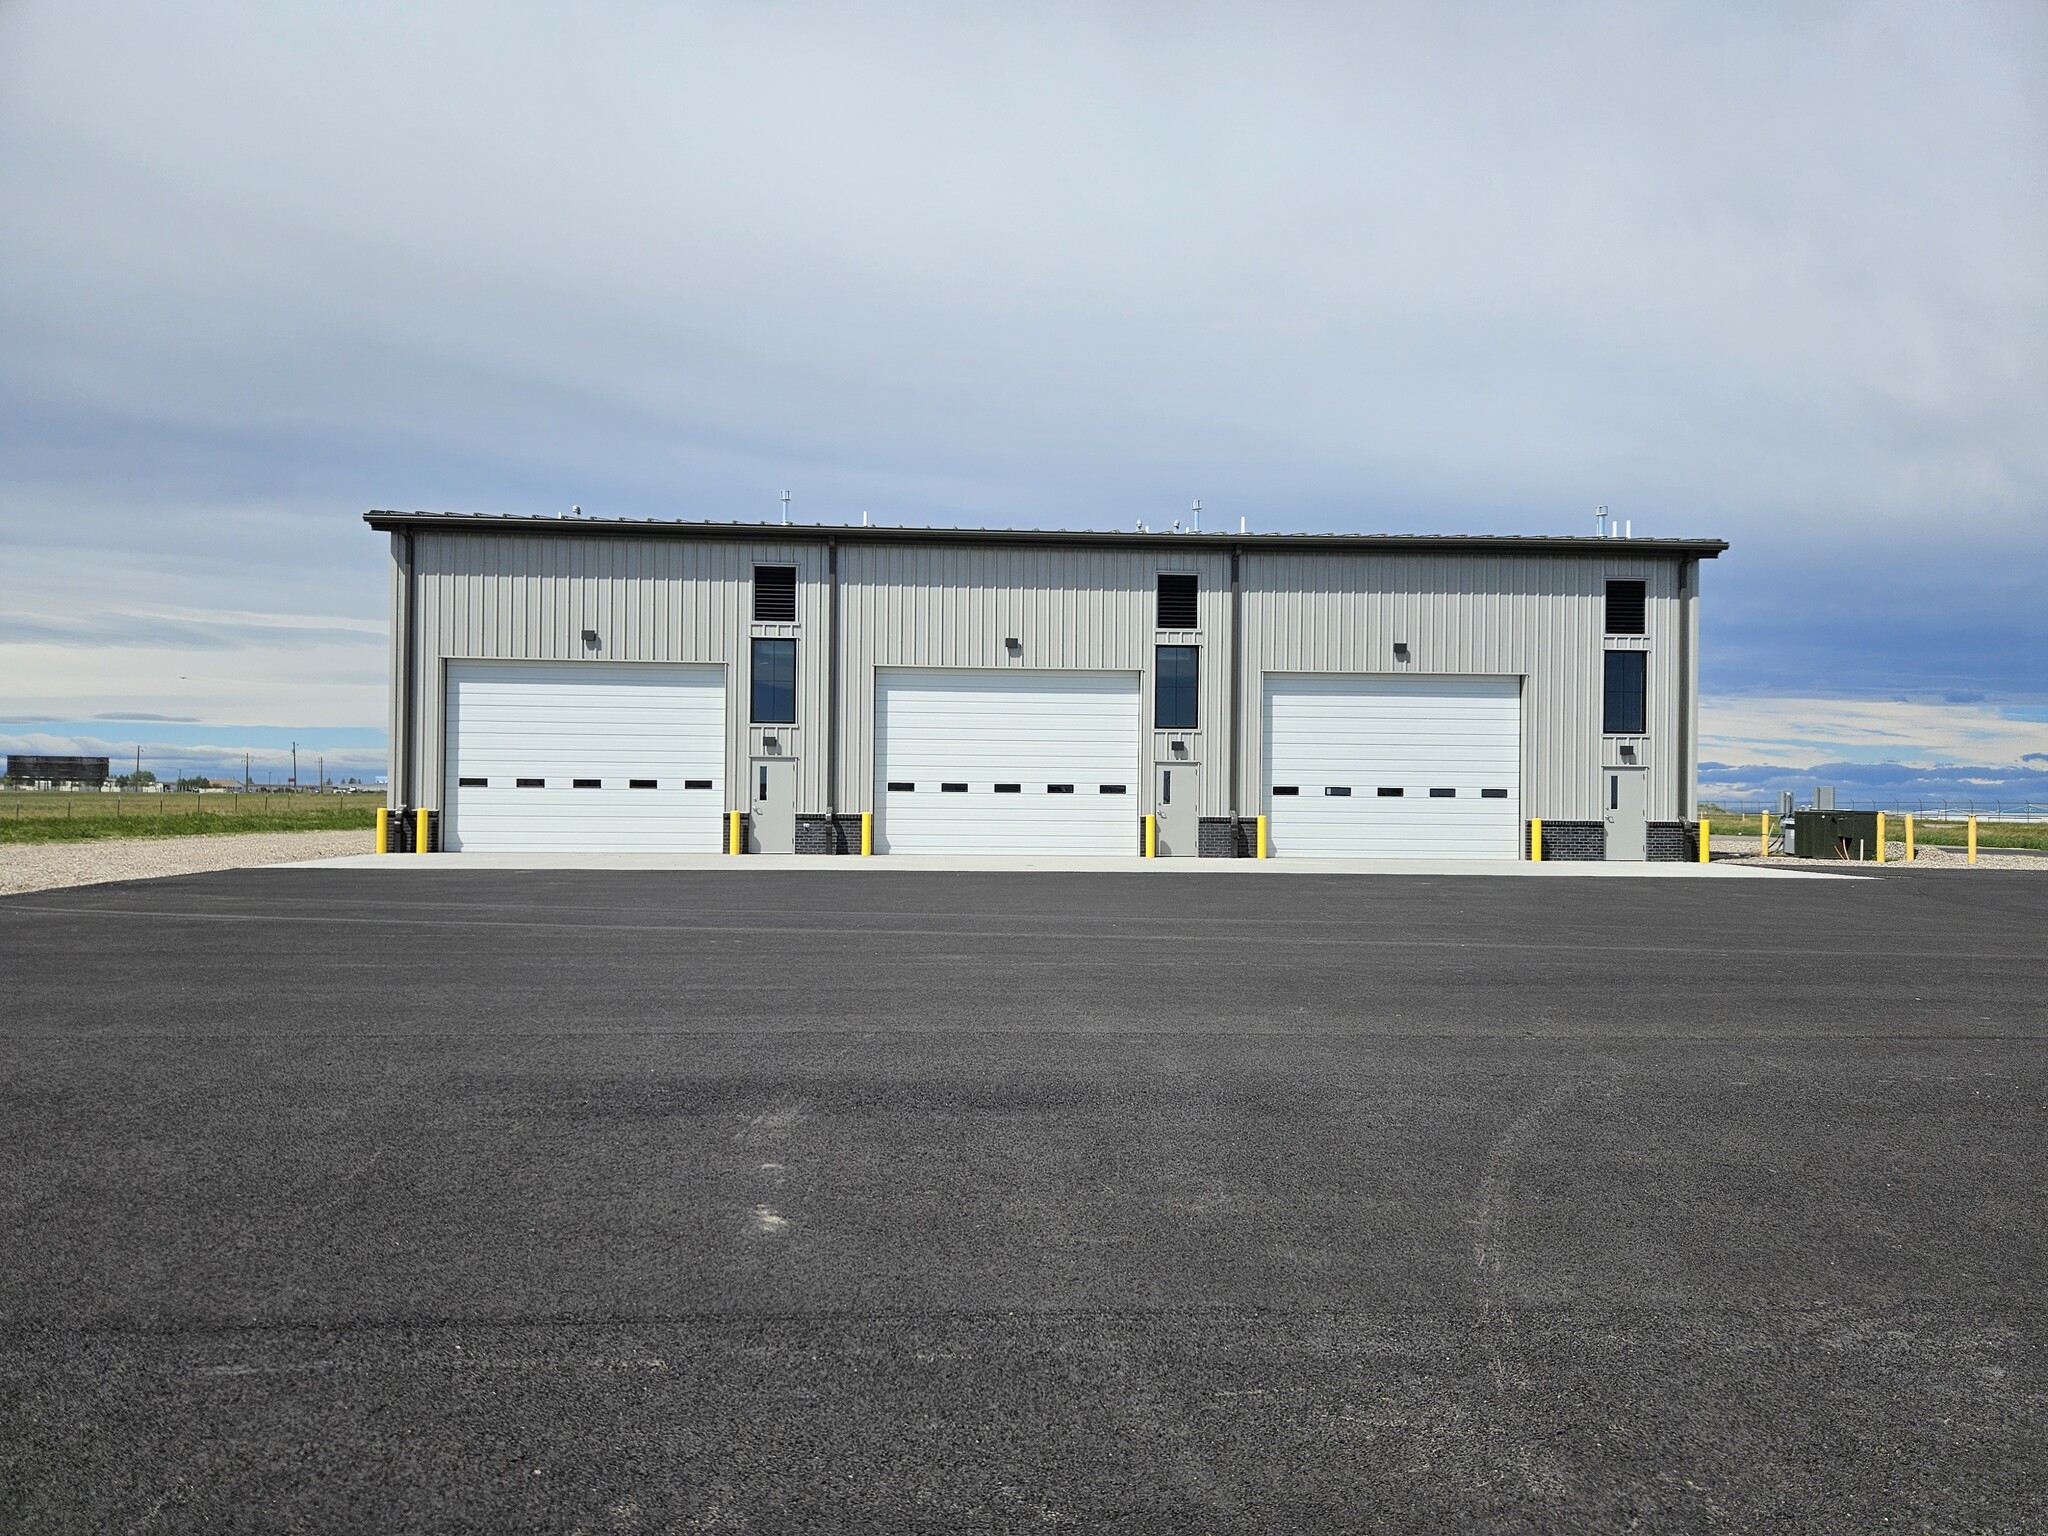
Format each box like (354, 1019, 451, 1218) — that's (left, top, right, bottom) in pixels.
(362, 510, 1727, 557)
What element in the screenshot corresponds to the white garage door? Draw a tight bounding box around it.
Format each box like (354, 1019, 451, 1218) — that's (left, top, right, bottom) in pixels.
(876, 670, 1140, 855)
(443, 661, 725, 852)
(1263, 675, 1521, 858)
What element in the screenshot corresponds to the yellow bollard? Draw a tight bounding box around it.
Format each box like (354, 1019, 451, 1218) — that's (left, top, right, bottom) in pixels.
(1698, 817, 1710, 863)
(1759, 810, 1770, 858)
(1256, 815, 1268, 860)
(861, 811, 872, 856)
(728, 810, 742, 855)
(375, 806, 390, 854)
(1968, 815, 1978, 865)
(1876, 811, 1887, 864)
(1905, 814, 1914, 862)
(1531, 817, 1543, 862)
(414, 805, 431, 855)
(1144, 814, 1156, 858)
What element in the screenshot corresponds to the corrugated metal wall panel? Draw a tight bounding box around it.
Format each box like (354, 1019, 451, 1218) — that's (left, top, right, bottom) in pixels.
(1239, 550, 1687, 823)
(388, 529, 1701, 833)
(838, 543, 1234, 816)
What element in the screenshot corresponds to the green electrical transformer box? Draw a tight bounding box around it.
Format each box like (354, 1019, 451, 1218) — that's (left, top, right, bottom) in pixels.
(1791, 809, 1881, 859)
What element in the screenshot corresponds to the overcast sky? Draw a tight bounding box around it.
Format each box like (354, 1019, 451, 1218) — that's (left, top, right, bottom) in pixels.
(2, 1, 2043, 795)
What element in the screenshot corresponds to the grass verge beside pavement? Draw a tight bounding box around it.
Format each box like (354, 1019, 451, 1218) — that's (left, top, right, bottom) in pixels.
(0, 798, 380, 845)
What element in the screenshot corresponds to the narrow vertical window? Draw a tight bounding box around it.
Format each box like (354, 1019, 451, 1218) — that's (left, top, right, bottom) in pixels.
(1603, 651, 1647, 734)
(1155, 645, 1198, 729)
(751, 638, 796, 723)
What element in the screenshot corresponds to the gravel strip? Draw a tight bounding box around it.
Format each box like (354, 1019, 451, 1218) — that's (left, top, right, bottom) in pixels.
(1713, 833, 2045, 868)
(0, 829, 374, 897)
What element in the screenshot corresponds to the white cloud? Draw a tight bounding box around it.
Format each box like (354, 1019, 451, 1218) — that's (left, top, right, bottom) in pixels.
(1702, 696, 2048, 769)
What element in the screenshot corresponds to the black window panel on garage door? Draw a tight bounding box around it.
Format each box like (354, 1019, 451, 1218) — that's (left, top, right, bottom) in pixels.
(753, 565, 798, 622)
(1156, 573, 1198, 630)
(1605, 580, 1647, 636)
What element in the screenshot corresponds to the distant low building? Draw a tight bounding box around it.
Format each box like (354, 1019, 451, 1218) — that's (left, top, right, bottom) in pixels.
(6, 755, 111, 787)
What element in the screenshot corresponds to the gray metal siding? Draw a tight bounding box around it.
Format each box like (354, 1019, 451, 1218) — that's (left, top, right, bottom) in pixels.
(837, 544, 1234, 816)
(386, 526, 1705, 833)
(405, 531, 830, 812)
(1240, 551, 1688, 822)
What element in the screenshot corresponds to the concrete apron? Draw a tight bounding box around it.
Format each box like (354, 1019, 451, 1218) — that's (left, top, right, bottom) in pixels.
(308, 852, 1851, 878)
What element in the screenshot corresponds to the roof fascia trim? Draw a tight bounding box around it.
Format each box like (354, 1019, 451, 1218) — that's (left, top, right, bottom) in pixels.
(362, 511, 1727, 558)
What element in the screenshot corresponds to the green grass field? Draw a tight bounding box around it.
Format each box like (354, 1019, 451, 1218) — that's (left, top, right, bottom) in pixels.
(0, 791, 384, 845)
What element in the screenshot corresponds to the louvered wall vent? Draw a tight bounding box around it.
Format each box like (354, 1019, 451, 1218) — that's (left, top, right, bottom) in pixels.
(1156, 573, 1198, 629)
(1605, 579, 1646, 636)
(754, 565, 798, 622)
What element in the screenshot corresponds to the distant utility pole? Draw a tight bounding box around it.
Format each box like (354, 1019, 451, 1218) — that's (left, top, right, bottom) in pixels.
(291, 742, 298, 789)
(134, 744, 141, 782)
(244, 751, 251, 790)
(319, 755, 325, 792)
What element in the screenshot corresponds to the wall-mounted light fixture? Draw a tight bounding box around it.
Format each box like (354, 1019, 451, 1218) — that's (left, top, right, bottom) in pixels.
(1393, 641, 1410, 662)
(580, 629, 601, 649)
(1619, 744, 1638, 764)
(1004, 636, 1022, 655)
(763, 735, 780, 754)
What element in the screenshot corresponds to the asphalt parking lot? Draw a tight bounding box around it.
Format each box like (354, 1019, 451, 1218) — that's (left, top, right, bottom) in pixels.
(3, 867, 2044, 1533)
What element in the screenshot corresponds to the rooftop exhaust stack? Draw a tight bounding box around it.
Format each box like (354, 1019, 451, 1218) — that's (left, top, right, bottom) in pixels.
(780, 491, 790, 526)
(1595, 505, 1609, 537)
(1191, 499, 1201, 534)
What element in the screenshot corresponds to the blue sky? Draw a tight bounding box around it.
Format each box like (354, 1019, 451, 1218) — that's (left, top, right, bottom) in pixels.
(2, 2, 2043, 801)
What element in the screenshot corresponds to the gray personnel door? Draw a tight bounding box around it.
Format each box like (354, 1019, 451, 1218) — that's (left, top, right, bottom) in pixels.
(1154, 762, 1199, 857)
(748, 758, 797, 854)
(1602, 767, 1647, 861)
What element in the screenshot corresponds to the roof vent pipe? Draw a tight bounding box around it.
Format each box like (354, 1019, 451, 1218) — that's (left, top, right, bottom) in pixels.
(1192, 499, 1201, 533)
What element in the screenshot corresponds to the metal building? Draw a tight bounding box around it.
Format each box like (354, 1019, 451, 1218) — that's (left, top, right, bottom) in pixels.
(367, 512, 1726, 860)
(6, 755, 112, 787)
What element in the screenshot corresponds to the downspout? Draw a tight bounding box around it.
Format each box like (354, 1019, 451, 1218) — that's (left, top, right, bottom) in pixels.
(826, 535, 840, 847)
(399, 529, 417, 813)
(1229, 544, 1243, 845)
(1676, 557, 1694, 824)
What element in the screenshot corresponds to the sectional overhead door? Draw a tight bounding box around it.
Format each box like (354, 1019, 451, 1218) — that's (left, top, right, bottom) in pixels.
(1263, 675, 1521, 858)
(442, 661, 725, 852)
(875, 670, 1141, 855)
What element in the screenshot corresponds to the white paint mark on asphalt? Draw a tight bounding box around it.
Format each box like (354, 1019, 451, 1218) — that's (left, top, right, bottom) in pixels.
(1459, 1063, 1623, 1497)
(752, 1204, 789, 1234)
(735, 1102, 808, 1146)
